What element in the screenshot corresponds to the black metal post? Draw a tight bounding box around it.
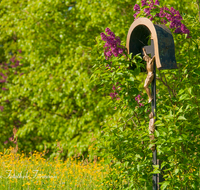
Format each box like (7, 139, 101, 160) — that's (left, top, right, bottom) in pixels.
(152, 59, 157, 190)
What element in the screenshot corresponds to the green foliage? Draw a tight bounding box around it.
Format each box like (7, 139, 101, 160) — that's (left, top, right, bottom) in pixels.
(0, 0, 137, 157)
(92, 0, 200, 189)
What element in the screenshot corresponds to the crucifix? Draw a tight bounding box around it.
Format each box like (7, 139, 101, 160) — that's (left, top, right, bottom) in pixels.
(126, 17, 177, 190)
(143, 38, 158, 189)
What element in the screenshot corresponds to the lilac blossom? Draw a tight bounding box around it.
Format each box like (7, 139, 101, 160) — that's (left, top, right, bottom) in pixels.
(0, 106, 4, 112)
(135, 94, 144, 107)
(100, 28, 126, 60)
(132, 0, 190, 38)
(174, 27, 182, 34)
(0, 79, 6, 83)
(141, 0, 148, 6)
(10, 56, 15, 63)
(110, 83, 121, 100)
(4, 140, 8, 144)
(154, 0, 159, 5)
(134, 4, 140, 12)
(100, 33, 107, 41)
(110, 92, 118, 99)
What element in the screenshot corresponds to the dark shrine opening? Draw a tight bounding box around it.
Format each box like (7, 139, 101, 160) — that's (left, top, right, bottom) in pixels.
(128, 25, 151, 72)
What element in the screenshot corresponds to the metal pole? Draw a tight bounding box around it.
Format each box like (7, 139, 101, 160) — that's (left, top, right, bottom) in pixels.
(152, 57, 157, 190)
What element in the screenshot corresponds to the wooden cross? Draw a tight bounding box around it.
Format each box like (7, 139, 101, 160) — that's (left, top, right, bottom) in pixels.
(126, 18, 177, 190)
(143, 40, 158, 190)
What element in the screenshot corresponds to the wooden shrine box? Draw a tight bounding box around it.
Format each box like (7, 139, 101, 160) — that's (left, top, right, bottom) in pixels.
(126, 17, 177, 70)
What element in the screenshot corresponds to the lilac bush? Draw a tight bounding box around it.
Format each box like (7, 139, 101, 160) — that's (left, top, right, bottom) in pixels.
(100, 28, 126, 60)
(133, 0, 191, 38)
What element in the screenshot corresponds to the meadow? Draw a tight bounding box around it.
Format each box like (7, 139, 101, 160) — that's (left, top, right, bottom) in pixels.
(0, 146, 108, 190)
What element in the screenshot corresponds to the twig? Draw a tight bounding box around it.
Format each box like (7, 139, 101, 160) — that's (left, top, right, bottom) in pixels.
(134, 111, 141, 124)
(123, 116, 138, 130)
(157, 71, 176, 98)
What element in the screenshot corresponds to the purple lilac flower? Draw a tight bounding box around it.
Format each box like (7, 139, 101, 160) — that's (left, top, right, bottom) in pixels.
(159, 9, 166, 18)
(110, 92, 118, 99)
(106, 51, 112, 58)
(110, 83, 121, 101)
(161, 19, 167, 24)
(15, 60, 20, 66)
(118, 48, 123, 54)
(181, 24, 189, 34)
(135, 94, 144, 107)
(174, 10, 183, 20)
(149, 2, 154, 9)
(100, 33, 107, 41)
(141, 0, 148, 6)
(170, 19, 181, 28)
(0, 106, 4, 112)
(10, 56, 15, 63)
(154, 0, 160, 6)
(4, 140, 8, 144)
(166, 13, 172, 21)
(144, 8, 151, 16)
(133, 12, 139, 19)
(3, 65, 8, 70)
(174, 27, 182, 34)
(100, 28, 125, 60)
(2, 88, 8, 90)
(141, 3, 189, 38)
(0, 73, 7, 79)
(170, 7, 176, 15)
(0, 79, 6, 83)
(105, 27, 115, 37)
(134, 4, 140, 12)
(139, 103, 144, 107)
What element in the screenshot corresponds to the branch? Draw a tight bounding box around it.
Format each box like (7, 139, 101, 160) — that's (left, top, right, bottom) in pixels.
(157, 71, 176, 98)
(134, 111, 141, 125)
(124, 116, 138, 128)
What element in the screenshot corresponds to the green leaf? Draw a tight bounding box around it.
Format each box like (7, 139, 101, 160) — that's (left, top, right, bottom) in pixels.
(177, 116, 187, 120)
(161, 181, 170, 190)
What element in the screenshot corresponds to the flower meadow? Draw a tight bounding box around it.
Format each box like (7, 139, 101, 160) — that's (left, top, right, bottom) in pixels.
(0, 146, 108, 190)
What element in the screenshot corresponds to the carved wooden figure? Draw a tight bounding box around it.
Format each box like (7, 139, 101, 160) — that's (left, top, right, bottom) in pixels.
(149, 112, 155, 151)
(143, 48, 155, 103)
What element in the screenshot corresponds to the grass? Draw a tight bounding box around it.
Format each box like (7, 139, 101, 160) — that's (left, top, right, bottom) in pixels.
(0, 146, 109, 190)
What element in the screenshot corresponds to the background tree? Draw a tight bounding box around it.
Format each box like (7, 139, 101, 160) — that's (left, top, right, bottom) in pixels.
(0, 0, 199, 173)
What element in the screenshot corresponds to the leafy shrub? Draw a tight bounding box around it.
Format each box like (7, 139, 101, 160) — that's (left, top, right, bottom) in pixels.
(92, 0, 200, 189)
